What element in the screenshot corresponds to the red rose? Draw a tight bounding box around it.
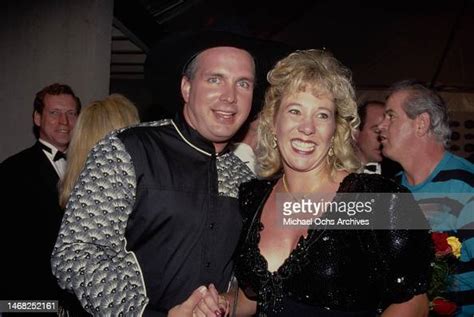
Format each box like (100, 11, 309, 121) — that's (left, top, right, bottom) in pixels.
(432, 232, 452, 257)
(432, 297, 457, 316)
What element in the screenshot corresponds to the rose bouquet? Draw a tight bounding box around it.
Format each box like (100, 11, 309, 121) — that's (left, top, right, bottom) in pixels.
(429, 232, 462, 316)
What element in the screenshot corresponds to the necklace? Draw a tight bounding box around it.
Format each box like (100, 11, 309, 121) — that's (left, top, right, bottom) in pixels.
(282, 173, 330, 201)
(282, 174, 315, 202)
(282, 175, 298, 202)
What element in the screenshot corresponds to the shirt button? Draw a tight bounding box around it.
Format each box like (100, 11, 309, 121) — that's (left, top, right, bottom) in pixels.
(205, 262, 211, 268)
(209, 223, 215, 229)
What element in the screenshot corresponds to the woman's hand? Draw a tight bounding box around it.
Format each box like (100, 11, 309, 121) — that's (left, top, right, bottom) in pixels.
(168, 284, 227, 317)
(194, 284, 229, 317)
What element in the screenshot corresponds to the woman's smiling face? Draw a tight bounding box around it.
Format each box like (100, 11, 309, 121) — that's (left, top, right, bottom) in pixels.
(274, 89, 336, 173)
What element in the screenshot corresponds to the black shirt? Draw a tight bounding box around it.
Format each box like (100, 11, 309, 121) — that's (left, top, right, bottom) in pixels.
(52, 114, 254, 316)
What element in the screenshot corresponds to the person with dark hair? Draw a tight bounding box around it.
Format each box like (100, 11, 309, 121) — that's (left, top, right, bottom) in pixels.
(0, 83, 81, 309)
(32, 83, 81, 139)
(379, 79, 474, 316)
(355, 100, 385, 174)
(355, 100, 401, 178)
(50, 31, 273, 316)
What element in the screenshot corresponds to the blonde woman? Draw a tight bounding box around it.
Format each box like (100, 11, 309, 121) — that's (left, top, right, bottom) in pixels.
(59, 94, 140, 208)
(229, 50, 433, 316)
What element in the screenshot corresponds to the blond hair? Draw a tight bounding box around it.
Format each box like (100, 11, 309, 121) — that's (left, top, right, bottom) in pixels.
(59, 94, 140, 208)
(257, 49, 361, 178)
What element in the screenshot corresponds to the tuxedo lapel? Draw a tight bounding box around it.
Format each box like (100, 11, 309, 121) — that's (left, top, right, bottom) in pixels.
(33, 142, 60, 193)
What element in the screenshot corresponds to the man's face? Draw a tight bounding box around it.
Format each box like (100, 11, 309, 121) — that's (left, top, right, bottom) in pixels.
(181, 46, 255, 153)
(34, 93, 78, 152)
(356, 104, 385, 163)
(378, 90, 417, 163)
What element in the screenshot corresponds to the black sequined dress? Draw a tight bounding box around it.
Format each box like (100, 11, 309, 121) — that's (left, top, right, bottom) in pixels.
(235, 173, 433, 316)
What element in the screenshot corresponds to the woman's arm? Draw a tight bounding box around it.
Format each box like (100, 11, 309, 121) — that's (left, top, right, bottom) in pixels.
(381, 294, 429, 317)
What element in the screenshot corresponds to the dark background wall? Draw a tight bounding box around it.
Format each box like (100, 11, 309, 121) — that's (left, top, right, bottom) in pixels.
(1, 0, 473, 161)
(0, 0, 113, 161)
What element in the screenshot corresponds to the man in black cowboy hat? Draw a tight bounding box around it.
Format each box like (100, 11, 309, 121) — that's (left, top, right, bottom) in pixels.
(51, 30, 273, 316)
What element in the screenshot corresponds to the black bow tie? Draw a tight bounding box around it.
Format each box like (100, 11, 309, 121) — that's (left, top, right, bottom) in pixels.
(365, 164, 377, 172)
(53, 151, 67, 161)
(364, 163, 381, 173)
(40, 143, 67, 161)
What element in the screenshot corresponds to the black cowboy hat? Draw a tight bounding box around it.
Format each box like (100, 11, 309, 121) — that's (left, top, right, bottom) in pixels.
(144, 29, 292, 120)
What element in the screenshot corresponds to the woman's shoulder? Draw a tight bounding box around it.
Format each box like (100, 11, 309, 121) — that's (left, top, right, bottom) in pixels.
(239, 177, 278, 220)
(340, 172, 410, 193)
(240, 177, 278, 196)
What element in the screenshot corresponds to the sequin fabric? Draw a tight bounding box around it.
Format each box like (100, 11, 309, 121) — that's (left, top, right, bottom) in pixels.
(235, 173, 434, 316)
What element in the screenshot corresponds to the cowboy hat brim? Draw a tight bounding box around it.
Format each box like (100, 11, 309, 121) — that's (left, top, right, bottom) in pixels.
(144, 29, 292, 119)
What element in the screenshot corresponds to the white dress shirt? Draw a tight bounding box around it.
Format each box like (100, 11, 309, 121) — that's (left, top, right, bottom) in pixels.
(232, 142, 257, 174)
(38, 139, 67, 179)
(363, 162, 382, 175)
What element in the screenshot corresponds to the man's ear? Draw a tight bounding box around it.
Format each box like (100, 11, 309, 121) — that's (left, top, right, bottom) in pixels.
(416, 112, 430, 136)
(181, 76, 191, 104)
(33, 110, 41, 127)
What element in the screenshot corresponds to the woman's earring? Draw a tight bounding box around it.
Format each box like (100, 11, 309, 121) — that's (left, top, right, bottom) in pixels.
(328, 145, 334, 157)
(272, 135, 278, 149)
(328, 137, 335, 157)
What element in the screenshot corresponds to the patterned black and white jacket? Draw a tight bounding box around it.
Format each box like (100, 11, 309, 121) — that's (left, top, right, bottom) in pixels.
(51, 113, 254, 316)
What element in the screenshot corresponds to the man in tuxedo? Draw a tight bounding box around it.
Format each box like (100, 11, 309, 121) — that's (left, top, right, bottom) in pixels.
(355, 100, 401, 178)
(0, 83, 81, 307)
(355, 100, 385, 174)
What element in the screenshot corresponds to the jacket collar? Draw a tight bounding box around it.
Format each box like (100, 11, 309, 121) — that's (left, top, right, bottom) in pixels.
(173, 112, 231, 156)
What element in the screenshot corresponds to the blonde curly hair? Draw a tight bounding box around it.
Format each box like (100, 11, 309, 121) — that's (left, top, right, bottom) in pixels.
(256, 49, 361, 178)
